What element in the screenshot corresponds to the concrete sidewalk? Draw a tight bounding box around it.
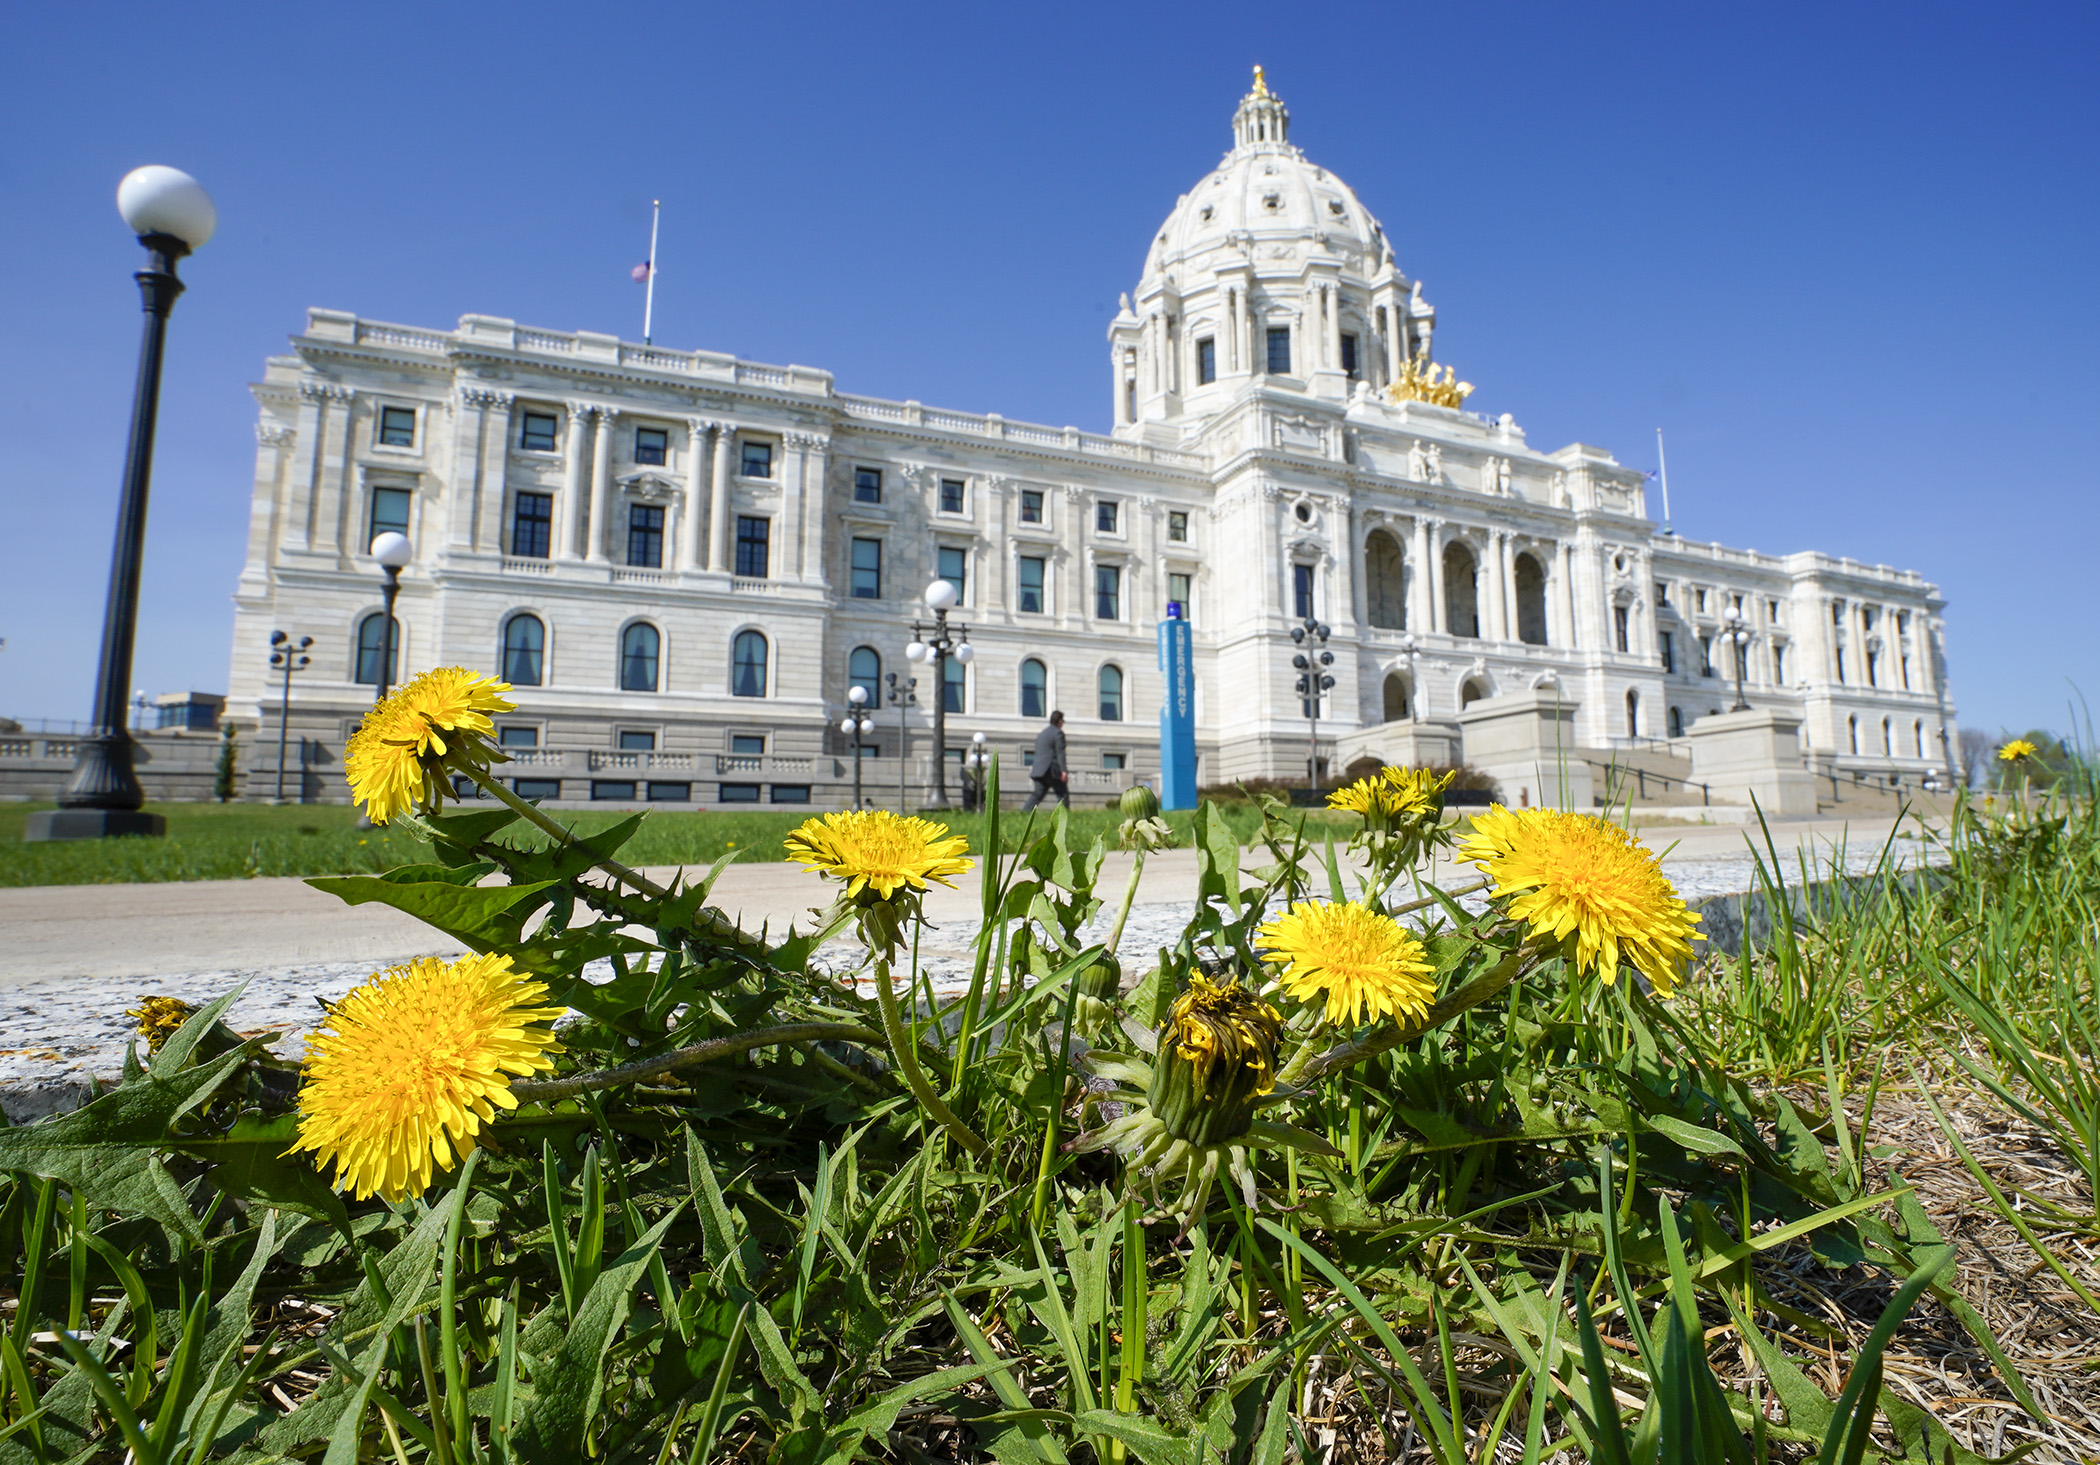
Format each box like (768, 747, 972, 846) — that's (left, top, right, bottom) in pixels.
(0, 812, 1924, 986)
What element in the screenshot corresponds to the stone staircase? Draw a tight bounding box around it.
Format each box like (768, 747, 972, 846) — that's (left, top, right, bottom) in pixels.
(1577, 747, 1713, 807)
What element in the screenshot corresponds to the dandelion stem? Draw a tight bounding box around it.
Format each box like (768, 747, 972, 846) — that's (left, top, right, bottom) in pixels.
(466, 765, 671, 899)
(870, 955, 992, 1157)
(510, 1023, 883, 1102)
(1285, 949, 1527, 1086)
(1104, 848, 1147, 957)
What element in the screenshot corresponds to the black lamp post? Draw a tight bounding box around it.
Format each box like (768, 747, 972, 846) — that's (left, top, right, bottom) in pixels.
(1291, 615, 1334, 789)
(1721, 604, 1753, 713)
(268, 632, 313, 803)
(368, 532, 414, 702)
(904, 579, 974, 810)
(28, 167, 216, 842)
(884, 671, 919, 812)
(839, 685, 875, 810)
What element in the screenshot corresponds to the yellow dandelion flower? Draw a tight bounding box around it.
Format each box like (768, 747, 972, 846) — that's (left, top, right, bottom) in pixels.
(127, 995, 198, 1054)
(1256, 901, 1436, 1027)
(1326, 764, 1453, 820)
(292, 952, 562, 1203)
(344, 668, 514, 824)
(1150, 973, 1283, 1146)
(1997, 738, 2038, 764)
(1458, 806, 1701, 996)
(783, 810, 973, 902)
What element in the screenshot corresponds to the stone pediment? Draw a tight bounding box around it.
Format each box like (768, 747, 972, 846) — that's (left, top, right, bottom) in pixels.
(618, 472, 680, 502)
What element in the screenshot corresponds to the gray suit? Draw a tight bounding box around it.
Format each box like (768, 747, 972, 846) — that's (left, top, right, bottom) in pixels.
(1022, 722, 1068, 809)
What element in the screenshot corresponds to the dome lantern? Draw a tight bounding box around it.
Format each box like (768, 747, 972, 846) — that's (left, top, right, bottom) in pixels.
(1232, 66, 1290, 148)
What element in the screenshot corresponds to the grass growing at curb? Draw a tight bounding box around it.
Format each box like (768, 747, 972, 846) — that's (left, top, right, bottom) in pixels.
(0, 800, 1355, 886)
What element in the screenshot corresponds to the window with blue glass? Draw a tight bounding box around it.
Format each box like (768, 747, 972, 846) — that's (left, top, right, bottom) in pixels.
(1340, 333, 1359, 378)
(850, 538, 882, 599)
(735, 517, 769, 578)
(937, 546, 968, 604)
(1098, 664, 1124, 722)
(618, 730, 656, 750)
(853, 466, 882, 503)
(620, 623, 660, 692)
(1293, 564, 1315, 620)
(1266, 327, 1291, 375)
(731, 630, 768, 697)
(849, 646, 881, 705)
(633, 426, 668, 465)
(378, 406, 416, 448)
(627, 504, 664, 567)
(1017, 555, 1045, 614)
(1095, 564, 1120, 620)
(1019, 657, 1047, 718)
(518, 411, 559, 452)
(368, 486, 411, 551)
(511, 492, 552, 558)
(354, 613, 400, 686)
(1197, 337, 1216, 384)
(739, 440, 772, 478)
(1020, 488, 1043, 523)
(942, 655, 965, 714)
(1095, 499, 1119, 533)
(939, 478, 965, 514)
(502, 615, 545, 687)
(1168, 572, 1192, 622)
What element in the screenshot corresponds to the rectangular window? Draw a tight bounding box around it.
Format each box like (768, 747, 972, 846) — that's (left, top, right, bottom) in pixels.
(718, 782, 762, 803)
(510, 491, 552, 558)
(1660, 632, 1676, 674)
(734, 516, 770, 578)
(1168, 571, 1192, 622)
(618, 730, 657, 751)
(1340, 333, 1359, 378)
(1017, 555, 1045, 614)
(739, 440, 772, 478)
(1695, 588, 1709, 614)
(730, 734, 766, 755)
(939, 478, 966, 514)
(1772, 645, 1786, 683)
(769, 784, 812, 804)
(1020, 488, 1044, 523)
(626, 504, 664, 567)
(1616, 607, 1632, 654)
(850, 537, 882, 599)
(513, 777, 562, 801)
(1095, 564, 1121, 620)
(1100, 753, 1126, 771)
(378, 406, 417, 447)
(1167, 510, 1188, 542)
(591, 780, 638, 801)
(1698, 634, 1714, 675)
(1096, 500, 1119, 533)
(937, 545, 968, 603)
(646, 781, 691, 802)
(518, 411, 559, 452)
(854, 467, 882, 503)
(1293, 564, 1314, 621)
(633, 426, 668, 465)
(1196, 337, 1216, 384)
(1655, 582, 1670, 606)
(369, 486, 411, 549)
(497, 726, 539, 747)
(1266, 327, 1291, 375)
(942, 656, 965, 714)
(1767, 598, 1781, 623)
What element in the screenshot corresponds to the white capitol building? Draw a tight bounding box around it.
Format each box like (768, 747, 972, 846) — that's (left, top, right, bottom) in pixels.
(225, 71, 1954, 811)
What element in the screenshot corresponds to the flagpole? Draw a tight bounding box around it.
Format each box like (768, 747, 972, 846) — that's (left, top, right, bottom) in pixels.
(642, 199, 660, 344)
(1654, 427, 1672, 533)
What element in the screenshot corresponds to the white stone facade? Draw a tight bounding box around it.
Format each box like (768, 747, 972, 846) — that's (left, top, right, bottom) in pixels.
(225, 73, 1955, 807)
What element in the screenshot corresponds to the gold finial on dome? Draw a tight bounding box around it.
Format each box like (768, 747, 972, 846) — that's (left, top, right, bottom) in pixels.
(1251, 65, 1269, 97)
(1233, 66, 1289, 146)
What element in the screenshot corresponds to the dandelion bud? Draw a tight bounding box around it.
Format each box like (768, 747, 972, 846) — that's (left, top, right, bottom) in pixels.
(1147, 974, 1281, 1147)
(1120, 784, 1161, 821)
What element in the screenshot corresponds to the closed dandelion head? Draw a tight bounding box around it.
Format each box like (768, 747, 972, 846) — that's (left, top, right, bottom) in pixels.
(344, 667, 514, 824)
(291, 952, 562, 1203)
(1998, 738, 2038, 764)
(1458, 806, 1701, 996)
(1257, 901, 1436, 1028)
(1148, 973, 1281, 1146)
(127, 995, 197, 1055)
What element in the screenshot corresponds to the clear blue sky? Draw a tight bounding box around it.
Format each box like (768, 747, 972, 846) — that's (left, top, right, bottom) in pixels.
(3, 2, 2093, 738)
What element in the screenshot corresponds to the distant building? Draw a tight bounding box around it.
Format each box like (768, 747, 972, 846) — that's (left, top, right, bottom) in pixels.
(225, 71, 1954, 807)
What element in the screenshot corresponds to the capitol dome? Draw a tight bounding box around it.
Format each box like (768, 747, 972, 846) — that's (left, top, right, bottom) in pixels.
(1111, 69, 1437, 435)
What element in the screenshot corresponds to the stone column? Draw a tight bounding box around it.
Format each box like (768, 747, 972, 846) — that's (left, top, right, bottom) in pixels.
(707, 425, 733, 572)
(1559, 541, 1580, 650)
(285, 383, 328, 552)
(475, 391, 514, 553)
(557, 403, 590, 562)
(1112, 345, 1130, 426)
(1231, 287, 1247, 374)
(312, 387, 355, 554)
(679, 420, 711, 570)
(448, 391, 485, 550)
(1426, 520, 1447, 633)
(584, 407, 617, 563)
(1409, 517, 1434, 631)
(795, 432, 829, 582)
(1501, 535, 1520, 641)
(1324, 283, 1342, 372)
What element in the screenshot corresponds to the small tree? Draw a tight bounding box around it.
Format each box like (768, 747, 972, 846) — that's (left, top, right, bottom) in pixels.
(214, 722, 239, 803)
(1958, 727, 1993, 789)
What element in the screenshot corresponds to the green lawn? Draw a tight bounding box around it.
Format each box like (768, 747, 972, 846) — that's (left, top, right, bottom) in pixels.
(0, 799, 1351, 886)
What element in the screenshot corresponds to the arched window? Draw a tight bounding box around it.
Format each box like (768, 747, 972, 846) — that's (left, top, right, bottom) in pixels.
(731, 630, 768, 698)
(1443, 541, 1479, 638)
(1668, 706, 1684, 738)
(1881, 716, 1893, 755)
(1098, 664, 1124, 722)
(1020, 658, 1048, 719)
(501, 614, 544, 687)
(354, 613, 400, 686)
(1460, 677, 1488, 708)
(1625, 689, 1640, 738)
(1365, 530, 1406, 629)
(849, 646, 881, 706)
(1848, 715, 1860, 754)
(1513, 552, 1548, 646)
(1382, 672, 1410, 722)
(620, 623, 660, 692)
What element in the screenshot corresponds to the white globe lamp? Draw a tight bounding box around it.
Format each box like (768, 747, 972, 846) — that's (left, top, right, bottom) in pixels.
(117, 166, 217, 249)
(924, 580, 959, 611)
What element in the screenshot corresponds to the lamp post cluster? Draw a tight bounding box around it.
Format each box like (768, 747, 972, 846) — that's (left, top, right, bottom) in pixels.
(884, 671, 917, 813)
(268, 631, 313, 803)
(840, 686, 876, 810)
(370, 532, 414, 702)
(29, 166, 217, 842)
(904, 580, 974, 810)
(1721, 604, 1753, 713)
(1291, 615, 1335, 789)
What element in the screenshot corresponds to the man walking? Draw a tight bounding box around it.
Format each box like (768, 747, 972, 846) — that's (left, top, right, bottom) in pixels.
(1021, 710, 1069, 810)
